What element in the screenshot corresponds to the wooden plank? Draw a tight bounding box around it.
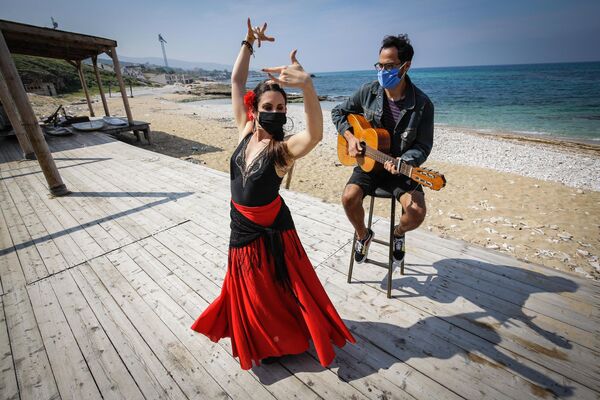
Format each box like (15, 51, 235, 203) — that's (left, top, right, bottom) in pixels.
(51, 145, 186, 237)
(175, 219, 583, 396)
(321, 267, 592, 400)
(362, 233, 599, 352)
(0, 178, 48, 289)
(87, 255, 229, 399)
(3, 286, 60, 400)
(135, 236, 420, 400)
(50, 134, 356, 263)
(12, 164, 100, 266)
(48, 271, 146, 400)
(0, 297, 19, 400)
(27, 279, 102, 400)
(367, 219, 597, 326)
(137, 236, 327, 400)
(27, 163, 132, 252)
(1, 169, 70, 277)
(393, 247, 599, 352)
(149, 227, 464, 400)
(70, 265, 189, 400)
(113, 242, 322, 400)
(324, 246, 600, 392)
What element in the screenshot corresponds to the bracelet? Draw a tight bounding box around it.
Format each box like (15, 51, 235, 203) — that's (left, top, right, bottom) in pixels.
(241, 40, 254, 56)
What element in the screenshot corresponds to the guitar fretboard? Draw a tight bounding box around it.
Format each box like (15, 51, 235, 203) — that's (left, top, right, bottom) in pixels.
(363, 145, 412, 177)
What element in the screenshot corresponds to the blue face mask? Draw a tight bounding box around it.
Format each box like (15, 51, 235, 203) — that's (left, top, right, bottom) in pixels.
(377, 62, 407, 89)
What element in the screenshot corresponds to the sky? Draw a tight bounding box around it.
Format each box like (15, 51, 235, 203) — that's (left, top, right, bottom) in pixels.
(1, 0, 599, 72)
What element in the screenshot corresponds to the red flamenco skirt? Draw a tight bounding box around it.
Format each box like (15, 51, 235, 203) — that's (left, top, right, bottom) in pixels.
(191, 196, 355, 369)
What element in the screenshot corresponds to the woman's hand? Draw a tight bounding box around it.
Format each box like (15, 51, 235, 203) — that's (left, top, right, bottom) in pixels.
(262, 50, 312, 90)
(246, 18, 275, 47)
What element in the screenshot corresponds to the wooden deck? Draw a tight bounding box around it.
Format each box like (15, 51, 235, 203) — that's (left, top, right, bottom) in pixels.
(0, 131, 598, 400)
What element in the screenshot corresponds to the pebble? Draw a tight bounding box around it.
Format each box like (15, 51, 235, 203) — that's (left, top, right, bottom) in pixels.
(557, 232, 573, 240)
(577, 249, 590, 257)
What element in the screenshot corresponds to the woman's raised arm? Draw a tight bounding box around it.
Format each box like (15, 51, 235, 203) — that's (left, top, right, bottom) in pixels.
(231, 18, 274, 138)
(262, 50, 323, 159)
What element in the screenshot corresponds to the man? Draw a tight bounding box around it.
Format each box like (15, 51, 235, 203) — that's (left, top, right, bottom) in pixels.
(331, 34, 434, 265)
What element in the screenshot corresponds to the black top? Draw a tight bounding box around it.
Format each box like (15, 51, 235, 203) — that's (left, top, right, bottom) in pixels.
(230, 133, 283, 207)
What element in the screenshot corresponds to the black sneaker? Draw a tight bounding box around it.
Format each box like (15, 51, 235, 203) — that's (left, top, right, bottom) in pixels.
(354, 229, 374, 263)
(393, 234, 405, 264)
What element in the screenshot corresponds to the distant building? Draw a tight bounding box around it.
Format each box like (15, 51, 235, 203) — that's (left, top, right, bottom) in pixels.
(149, 73, 176, 85)
(122, 64, 144, 80)
(149, 73, 193, 85)
(24, 81, 57, 96)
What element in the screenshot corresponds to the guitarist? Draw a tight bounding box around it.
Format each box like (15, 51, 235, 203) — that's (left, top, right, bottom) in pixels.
(331, 34, 434, 265)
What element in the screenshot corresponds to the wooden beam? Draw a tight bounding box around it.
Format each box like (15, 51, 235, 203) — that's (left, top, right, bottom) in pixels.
(92, 56, 110, 116)
(4, 43, 110, 61)
(0, 72, 35, 159)
(0, 30, 69, 196)
(0, 19, 117, 48)
(76, 60, 95, 117)
(109, 47, 133, 124)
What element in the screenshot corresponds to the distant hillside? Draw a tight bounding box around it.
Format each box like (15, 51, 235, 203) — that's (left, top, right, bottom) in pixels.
(13, 55, 146, 94)
(97, 55, 232, 71)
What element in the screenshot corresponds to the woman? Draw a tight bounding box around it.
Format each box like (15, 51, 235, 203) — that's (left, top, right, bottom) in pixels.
(191, 19, 355, 370)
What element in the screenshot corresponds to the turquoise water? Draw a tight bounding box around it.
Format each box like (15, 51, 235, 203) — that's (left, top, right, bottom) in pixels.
(250, 62, 600, 141)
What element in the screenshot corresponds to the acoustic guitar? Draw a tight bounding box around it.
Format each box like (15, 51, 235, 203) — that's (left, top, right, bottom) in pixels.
(337, 114, 446, 191)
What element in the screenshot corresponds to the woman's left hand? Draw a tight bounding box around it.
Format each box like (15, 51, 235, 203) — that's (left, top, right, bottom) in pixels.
(262, 50, 312, 90)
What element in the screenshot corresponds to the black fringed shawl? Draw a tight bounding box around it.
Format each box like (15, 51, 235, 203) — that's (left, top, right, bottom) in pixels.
(229, 199, 296, 292)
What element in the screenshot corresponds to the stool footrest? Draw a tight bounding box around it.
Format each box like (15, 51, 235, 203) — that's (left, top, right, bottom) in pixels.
(372, 238, 390, 246)
(364, 258, 392, 269)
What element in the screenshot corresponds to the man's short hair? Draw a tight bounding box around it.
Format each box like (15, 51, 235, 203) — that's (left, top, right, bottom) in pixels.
(380, 34, 414, 63)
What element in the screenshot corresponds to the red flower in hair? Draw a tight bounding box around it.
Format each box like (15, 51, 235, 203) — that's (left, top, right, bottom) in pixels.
(243, 90, 256, 121)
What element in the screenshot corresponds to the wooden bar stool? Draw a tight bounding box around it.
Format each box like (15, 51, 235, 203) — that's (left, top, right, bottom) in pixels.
(347, 187, 404, 298)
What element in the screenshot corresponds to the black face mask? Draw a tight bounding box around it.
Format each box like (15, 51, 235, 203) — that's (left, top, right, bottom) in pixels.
(258, 112, 286, 140)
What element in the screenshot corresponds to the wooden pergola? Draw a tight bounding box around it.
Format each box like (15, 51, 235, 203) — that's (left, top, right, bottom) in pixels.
(0, 19, 135, 197)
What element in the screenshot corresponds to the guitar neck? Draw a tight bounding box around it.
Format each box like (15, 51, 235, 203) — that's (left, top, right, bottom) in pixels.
(364, 146, 412, 177)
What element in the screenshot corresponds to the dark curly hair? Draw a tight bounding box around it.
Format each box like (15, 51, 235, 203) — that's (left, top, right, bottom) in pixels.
(252, 80, 287, 111)
(251, 80, 291, 170)
(380, 34, 414, 63)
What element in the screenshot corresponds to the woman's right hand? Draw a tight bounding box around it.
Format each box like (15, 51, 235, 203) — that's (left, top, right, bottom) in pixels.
(246, 18, 275, 47)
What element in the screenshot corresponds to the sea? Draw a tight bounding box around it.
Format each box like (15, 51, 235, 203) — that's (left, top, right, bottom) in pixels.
(246, 61, 600, 143)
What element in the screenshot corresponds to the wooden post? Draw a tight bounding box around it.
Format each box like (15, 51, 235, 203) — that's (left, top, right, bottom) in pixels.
(0, 72, 35, 159)
(0, 31, 69, 196)
(108, 47, 133, 124)
(76, 60, 95, 117)
(92, 55, 110, 116)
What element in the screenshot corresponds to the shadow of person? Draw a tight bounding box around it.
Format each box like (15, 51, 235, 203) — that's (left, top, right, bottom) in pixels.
(252, 315, 573, 398)
(385, 258, 578, 350)
(337, 316, 574, 398)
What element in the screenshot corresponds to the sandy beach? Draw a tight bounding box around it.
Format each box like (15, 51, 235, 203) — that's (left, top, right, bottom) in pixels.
(29, 84, 600, 279)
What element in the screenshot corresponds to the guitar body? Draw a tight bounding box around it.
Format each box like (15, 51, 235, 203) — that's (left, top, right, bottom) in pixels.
(337, 114, 391, 172)
(337, 114, 447, 191)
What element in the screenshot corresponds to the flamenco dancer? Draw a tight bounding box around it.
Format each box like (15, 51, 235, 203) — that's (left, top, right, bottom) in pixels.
(191, 18, 355, 369)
